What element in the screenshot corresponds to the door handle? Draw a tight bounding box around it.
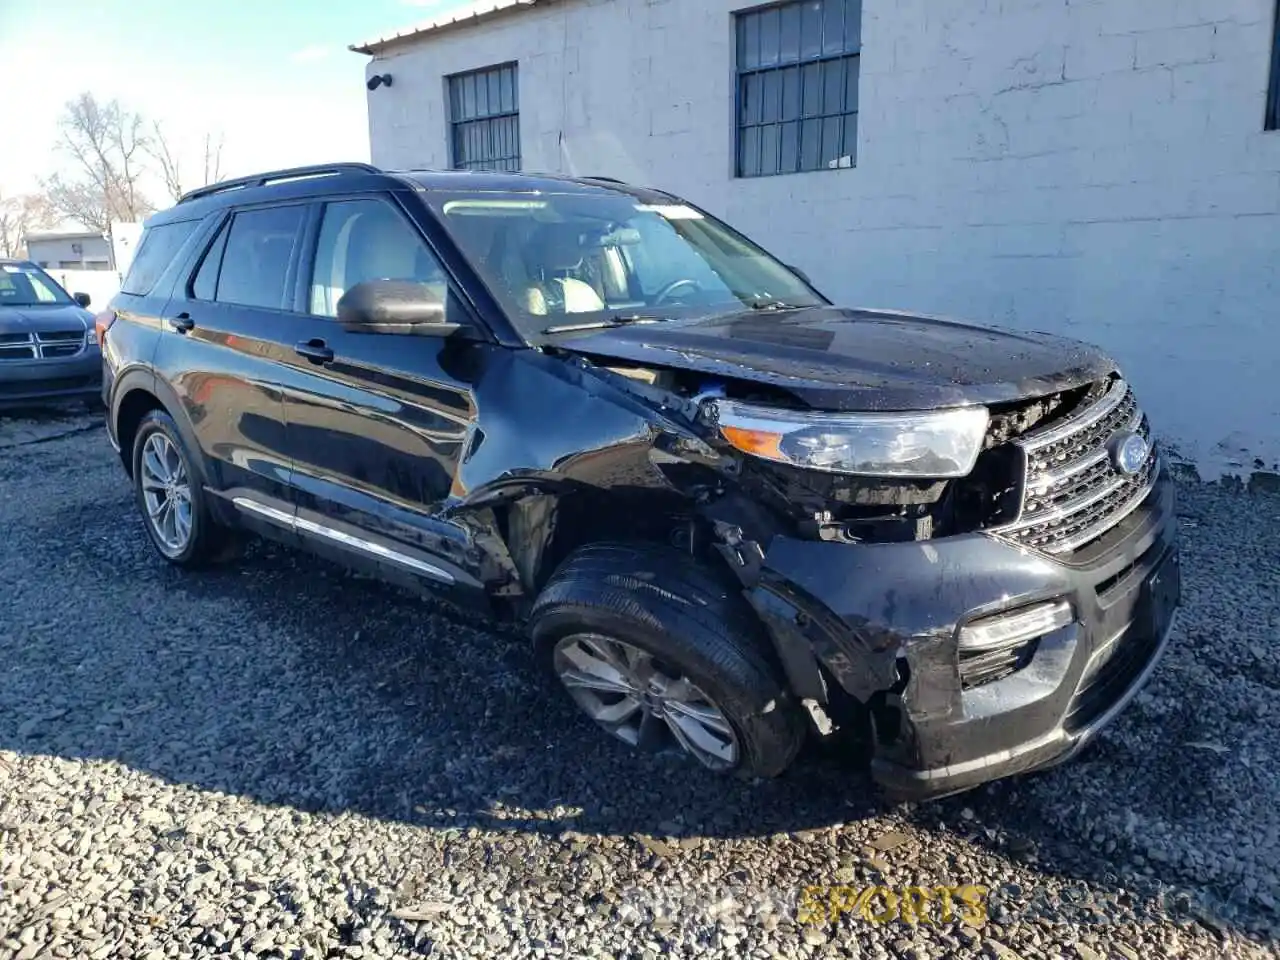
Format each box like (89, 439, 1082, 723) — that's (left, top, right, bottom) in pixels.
(295, 339, 334, 364)
(168, 313, 194, 333)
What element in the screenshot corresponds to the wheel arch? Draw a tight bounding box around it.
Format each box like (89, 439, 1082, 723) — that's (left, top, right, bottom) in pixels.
(111, 371, 210, 491)
(529, 540, 808, 778)
(456, 479, 735, 616)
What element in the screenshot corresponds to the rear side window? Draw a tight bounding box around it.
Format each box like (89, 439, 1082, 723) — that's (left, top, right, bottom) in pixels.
(210, 206, 306, 310)
(120, 220, 200, 296)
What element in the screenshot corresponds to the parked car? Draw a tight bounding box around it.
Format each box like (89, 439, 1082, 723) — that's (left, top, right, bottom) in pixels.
(0, 259, 100, 406)
(98, 163, 1180, 798)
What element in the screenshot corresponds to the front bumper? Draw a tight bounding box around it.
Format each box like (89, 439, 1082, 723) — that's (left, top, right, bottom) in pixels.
(0, 349, 102, 406)
(756, 465, 1180, 800)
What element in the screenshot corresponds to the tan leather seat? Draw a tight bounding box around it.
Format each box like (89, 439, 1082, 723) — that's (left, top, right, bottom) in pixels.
(521, 278, 604, 315)
(507, 224, 606, 315)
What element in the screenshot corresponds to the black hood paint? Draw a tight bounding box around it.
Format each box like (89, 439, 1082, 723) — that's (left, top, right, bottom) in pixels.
(557, 306, 1117, 411)
(0, 304, 93, 335)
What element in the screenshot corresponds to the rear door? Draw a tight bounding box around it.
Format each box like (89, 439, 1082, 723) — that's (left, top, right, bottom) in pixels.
(153, 202, 315, 519)
(279, 194, 487, 599)
(103, 217, 205, 413)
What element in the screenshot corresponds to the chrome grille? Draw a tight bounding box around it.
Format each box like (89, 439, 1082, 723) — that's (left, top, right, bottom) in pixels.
(36, 330, 86, 358)
(0, 330, 85, 360)
(998, 378, 1159, 555)
(0, 331, 36, 360)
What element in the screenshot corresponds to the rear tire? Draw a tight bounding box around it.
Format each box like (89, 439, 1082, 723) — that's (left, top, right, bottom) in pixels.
(530, 542, 806, 779)
(131, 409, 233, 568)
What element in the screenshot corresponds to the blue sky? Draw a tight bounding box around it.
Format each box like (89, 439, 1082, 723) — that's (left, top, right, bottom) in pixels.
(0, 0, 467, 198)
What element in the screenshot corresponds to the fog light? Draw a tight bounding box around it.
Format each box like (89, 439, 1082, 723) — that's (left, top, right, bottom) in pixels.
(959, 600, 1074, 652)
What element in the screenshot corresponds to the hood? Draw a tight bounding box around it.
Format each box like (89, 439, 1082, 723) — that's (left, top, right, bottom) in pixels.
(0, 304, 93, 335)
(556, 306, 1116, 410)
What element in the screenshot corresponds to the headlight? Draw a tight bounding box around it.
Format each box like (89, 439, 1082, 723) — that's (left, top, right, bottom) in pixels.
(85, 327, 98, 346)
(712, 400, 989, 478)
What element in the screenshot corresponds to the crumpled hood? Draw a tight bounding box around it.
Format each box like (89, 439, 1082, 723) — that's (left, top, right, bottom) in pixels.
(0, 304, 93, 335)
(556, 306, 1117, 410)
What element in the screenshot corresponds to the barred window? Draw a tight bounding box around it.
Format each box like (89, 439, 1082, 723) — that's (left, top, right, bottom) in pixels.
(448, 63, 520, 171)
(735, 0, 861, 177)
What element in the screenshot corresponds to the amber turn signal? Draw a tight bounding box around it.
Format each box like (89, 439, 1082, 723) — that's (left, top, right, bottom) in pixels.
(720, 425, 785, 459)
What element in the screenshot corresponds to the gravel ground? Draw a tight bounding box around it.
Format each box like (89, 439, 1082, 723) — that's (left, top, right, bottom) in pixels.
(1, 407, 1278, 960)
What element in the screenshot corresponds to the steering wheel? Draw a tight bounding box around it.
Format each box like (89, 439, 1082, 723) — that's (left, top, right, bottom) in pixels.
(653, 278, 703, 305)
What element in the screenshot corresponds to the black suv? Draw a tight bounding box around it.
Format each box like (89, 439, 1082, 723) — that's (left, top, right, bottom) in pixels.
(101, 163, 1180, 798)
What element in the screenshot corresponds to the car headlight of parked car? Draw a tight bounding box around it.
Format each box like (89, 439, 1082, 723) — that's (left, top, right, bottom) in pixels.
(712, 400, 989, 478)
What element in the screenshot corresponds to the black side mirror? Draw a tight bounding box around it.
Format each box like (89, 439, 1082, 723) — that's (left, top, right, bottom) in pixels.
(74, 292, 92, 308)
(336, 280, 468, 337)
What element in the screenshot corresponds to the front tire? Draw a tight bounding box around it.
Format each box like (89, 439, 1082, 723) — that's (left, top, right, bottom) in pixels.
(131, 409, 230, 568)
(530, 542, 806, 779)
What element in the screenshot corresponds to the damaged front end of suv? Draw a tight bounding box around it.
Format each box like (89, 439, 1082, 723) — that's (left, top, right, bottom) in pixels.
(443, 304, 1181, 800)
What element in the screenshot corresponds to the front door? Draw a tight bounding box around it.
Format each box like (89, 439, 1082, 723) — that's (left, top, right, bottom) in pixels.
(279, 195, 487, 599)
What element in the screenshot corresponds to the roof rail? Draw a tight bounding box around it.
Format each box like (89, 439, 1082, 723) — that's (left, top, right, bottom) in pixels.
(178, 163, 383, 204)
(582, 175, 626, 184)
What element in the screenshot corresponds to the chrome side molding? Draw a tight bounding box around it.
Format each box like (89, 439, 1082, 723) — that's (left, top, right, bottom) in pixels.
(232, 496, 455, 585)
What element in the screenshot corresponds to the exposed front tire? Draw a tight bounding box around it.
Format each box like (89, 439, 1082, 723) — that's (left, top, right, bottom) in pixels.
(131, 409, 233, 568)
(530, 542, 806, 779)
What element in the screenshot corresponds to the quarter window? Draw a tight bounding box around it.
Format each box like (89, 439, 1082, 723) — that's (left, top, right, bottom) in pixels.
(120, 220, 200, 295)
(447, 63, 521, 171)
(190, 222, 230, 302)
(308, 199, 450, 318)
(210, 206, 306, 310)
(735, 0, 861, 177)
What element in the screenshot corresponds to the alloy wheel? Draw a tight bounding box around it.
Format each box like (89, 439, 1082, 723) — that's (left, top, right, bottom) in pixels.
(552, 633, 740, 770)
(139, 432, 193, 554)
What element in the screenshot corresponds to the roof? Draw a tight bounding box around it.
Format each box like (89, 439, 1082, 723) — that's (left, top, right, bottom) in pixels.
(24, 229, 107, 242)
(145, 163, 675, 228)
(350, 0, 546, 55)
(396, 169, 668, 199)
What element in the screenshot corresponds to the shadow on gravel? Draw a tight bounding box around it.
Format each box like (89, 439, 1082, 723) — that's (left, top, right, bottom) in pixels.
(5, 501, 891, 840)
(2, 446, 1276, 945)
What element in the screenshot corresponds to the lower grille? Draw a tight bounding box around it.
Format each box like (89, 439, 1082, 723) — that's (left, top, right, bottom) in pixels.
(998, 378, 1159, 555)
(959, 640, 1039, 688)
(1064, 623, 1159, 732)
(1096, 536, 1165, 606)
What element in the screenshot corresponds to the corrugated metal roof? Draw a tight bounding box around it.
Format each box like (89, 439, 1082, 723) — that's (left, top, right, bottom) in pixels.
(350, 0, 545, 55)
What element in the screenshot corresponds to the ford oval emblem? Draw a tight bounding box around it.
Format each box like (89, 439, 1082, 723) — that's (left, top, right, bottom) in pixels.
(1109, 431, 1149, 476)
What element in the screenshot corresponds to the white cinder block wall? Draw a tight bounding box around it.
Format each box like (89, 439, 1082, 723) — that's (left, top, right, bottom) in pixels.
(363, 0, 1280, 480)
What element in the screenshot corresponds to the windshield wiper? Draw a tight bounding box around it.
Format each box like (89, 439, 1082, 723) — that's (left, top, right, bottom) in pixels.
(748, 298, 807, 311)
(541, 314, 664, 335)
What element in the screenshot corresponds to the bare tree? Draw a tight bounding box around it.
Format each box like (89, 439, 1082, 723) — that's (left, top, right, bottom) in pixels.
(41, 177, 112, 234)
(148, 121, 184, 202)
(42, 93, 154, 231)
(203, 133, 224, 188)
(147, 125, 225, 202)
(0, 192, 57, 258)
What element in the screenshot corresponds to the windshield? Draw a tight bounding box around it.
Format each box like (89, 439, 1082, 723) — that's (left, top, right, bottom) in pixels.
(0, 263, 74, 307)
(427, 191, 827, 337)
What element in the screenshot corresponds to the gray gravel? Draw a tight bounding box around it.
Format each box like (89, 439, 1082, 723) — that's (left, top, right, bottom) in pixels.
(1, 407, 1277, 960)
